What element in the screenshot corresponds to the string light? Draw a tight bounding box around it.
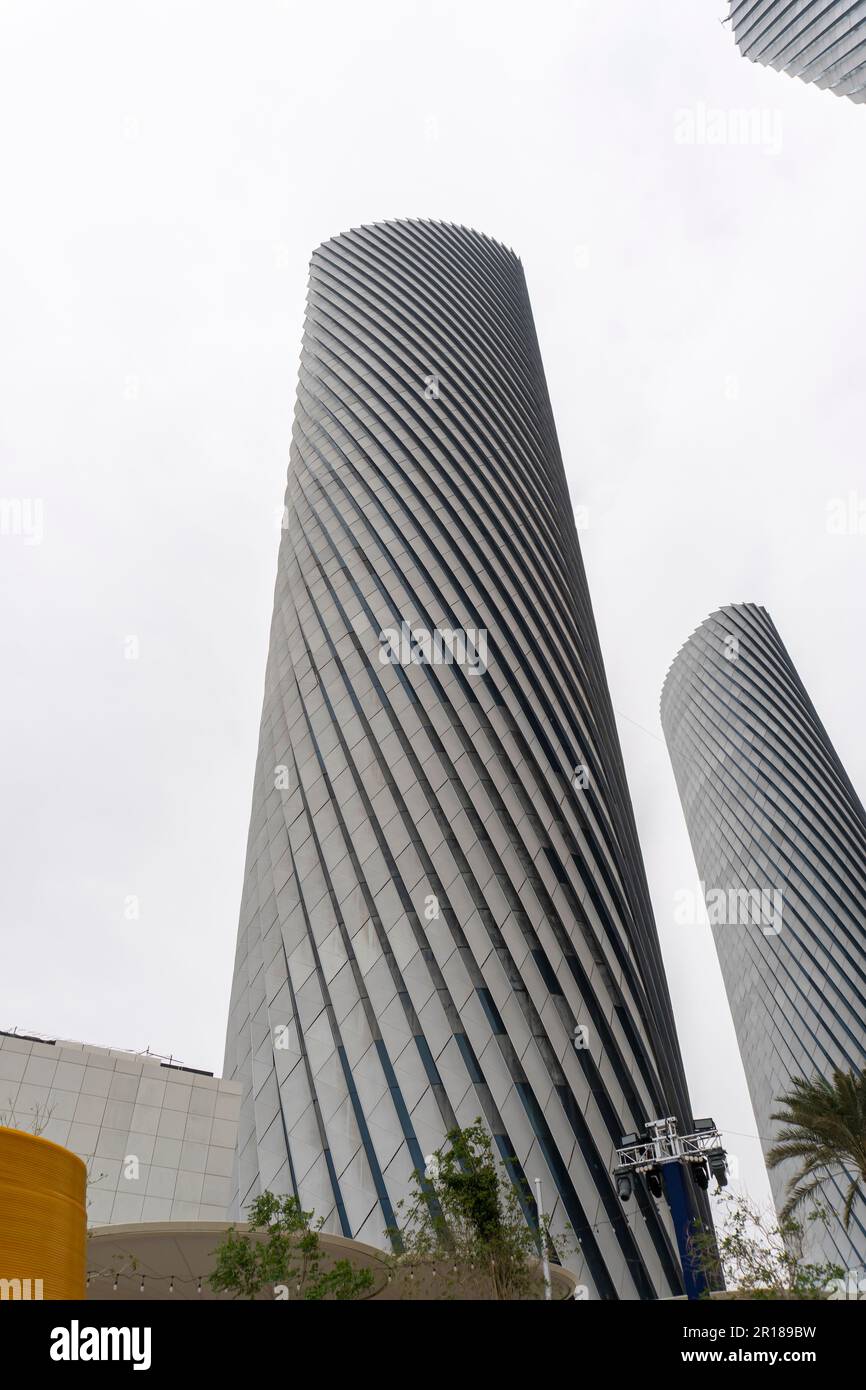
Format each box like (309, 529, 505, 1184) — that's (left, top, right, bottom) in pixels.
(91, 1273, 211, 1289)
(91, 1269, 211, 1293)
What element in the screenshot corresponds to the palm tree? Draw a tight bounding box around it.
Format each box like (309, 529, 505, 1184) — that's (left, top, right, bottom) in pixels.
(767, 1068, 866, 1230)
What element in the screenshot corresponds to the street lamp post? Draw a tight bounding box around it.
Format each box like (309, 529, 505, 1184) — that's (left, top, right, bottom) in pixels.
(534, 1176, 552, 1301)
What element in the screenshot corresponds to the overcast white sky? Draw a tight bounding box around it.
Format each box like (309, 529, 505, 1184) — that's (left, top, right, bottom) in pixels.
(2, 0, 865, 1214)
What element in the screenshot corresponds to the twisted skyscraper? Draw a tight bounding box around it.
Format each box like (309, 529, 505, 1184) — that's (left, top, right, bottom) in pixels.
(662, 603, 866, 1269)
(728, 1, 866, 103)
(224, 219, 707, 1299)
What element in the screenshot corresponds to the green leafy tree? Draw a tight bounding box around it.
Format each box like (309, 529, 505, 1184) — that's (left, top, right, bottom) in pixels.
(388, 1120, 561, 1300)
(690, 1192, 843, 1300)
(767, 1068, 866, 1229)
(209, 1192, 375, 1301)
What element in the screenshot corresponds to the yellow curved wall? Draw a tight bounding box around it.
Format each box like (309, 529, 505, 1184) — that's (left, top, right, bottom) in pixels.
(0, 1127, 87, 1300)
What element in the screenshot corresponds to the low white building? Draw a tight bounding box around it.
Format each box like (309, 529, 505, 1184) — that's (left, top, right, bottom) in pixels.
(0, 1030, 240, 1226)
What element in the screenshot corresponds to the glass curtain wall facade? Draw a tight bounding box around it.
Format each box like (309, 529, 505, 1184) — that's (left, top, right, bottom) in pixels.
(223, 219, 709, 1299)
(662, 602, 866, 1269)
(728, 1, 866, 103)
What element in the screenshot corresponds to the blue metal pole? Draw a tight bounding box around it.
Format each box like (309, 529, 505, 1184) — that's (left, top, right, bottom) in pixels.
(662, 1162, 708, 1300)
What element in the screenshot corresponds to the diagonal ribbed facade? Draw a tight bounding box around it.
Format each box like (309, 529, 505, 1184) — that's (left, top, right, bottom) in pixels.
(223, 219, 709, 1299)
(661, 603, 866, 1269)
(728, 1, 866, 103)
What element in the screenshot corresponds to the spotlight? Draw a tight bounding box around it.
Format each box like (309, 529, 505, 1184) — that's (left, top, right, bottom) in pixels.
(646, 1169, 663, 1199)
(692, 1160, 710, 1190)
(616, 1174, 633, 1203)
(708, 1148, 728, 1188)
